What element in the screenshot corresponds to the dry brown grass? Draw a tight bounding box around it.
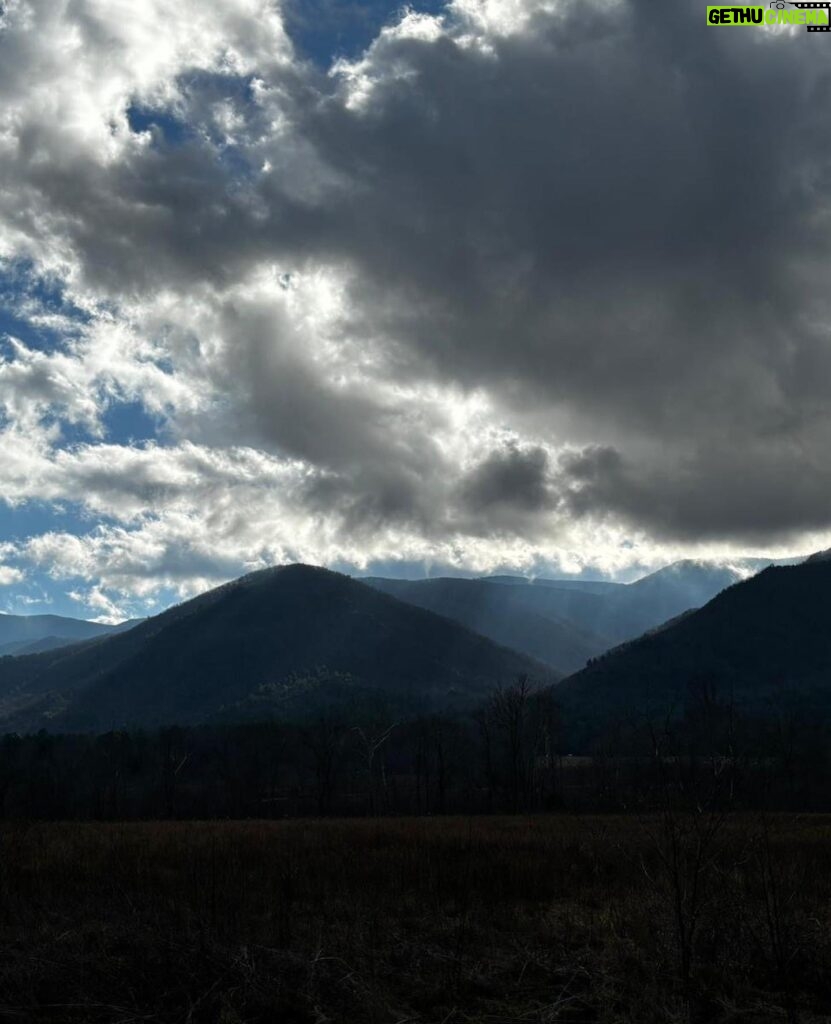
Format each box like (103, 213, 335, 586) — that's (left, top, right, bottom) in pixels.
(1, 815, 831, 1023)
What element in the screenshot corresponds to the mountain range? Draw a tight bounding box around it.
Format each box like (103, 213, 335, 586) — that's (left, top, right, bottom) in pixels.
(0, 611, 135, 658)
(0, 565, 551, 733)
(0, 555, 824, 743)
(364, 559, 764, 673)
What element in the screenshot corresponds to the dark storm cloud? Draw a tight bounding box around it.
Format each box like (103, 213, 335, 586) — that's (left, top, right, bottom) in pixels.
(292, 0, 831, 542)
(4, 0, 831, 550)
(561, 441, 831, 542)
(462, 444, 553, 514)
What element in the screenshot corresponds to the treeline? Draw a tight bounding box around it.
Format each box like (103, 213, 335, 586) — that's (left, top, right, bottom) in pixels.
(0, 678, 558, 819)
(1, 675, 830, 819)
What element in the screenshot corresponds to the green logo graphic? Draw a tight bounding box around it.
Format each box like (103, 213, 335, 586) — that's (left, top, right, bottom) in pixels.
(706, 3, 831, 30)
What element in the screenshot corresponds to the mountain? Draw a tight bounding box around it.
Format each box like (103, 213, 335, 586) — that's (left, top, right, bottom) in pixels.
(0, 565, 553, 733)
(0, 635, 95, 658)
(556, 558, 831, 746)
(612, 559, 751, 630)
(0, 611, 130, 654)
(363, 560, 761, 672)
(484, 575, 624, 595)
(363, 576, 610, 674)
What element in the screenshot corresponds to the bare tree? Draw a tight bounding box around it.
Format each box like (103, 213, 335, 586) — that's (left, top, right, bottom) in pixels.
(484, 675, 538, 813)
(302, 716, 346, 816)
(160, 727, 188, 819)
(353, 720, 397, 815)
(636, 690, 739, 1024)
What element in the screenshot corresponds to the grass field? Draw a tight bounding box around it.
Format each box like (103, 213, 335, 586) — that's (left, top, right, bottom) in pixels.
(2, 815, 831, 1023)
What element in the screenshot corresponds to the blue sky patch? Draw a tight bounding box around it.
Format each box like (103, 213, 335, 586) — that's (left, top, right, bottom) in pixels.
(283, 0, 448, 68)
(0, 262, 88, 354)
(126, 104, 190, 146)
(102, 401, 160, 446)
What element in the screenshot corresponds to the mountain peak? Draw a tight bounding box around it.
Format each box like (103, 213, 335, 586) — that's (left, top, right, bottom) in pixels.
(0, 567, 552, 733)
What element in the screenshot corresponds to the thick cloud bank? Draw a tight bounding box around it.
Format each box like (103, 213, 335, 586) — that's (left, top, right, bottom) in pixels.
(0, 0, 829, 616)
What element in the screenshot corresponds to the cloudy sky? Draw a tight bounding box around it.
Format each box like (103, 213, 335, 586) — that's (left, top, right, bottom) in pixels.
(0, 0, 830, 620)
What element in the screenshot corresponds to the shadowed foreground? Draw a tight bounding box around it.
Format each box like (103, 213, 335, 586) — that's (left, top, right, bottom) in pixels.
(1, 816, 831, 1023)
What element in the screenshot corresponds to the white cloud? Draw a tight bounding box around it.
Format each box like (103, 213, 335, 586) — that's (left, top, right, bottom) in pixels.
(0, 565, 25, 586)
(67, 585, 130, 624)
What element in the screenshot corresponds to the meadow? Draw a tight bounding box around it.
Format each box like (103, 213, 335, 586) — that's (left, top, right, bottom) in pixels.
(1, 814, 831, 1023)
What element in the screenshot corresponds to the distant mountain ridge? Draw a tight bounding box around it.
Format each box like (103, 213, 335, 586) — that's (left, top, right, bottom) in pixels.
(364, 559, 772, 672)
(363, 576, 610, 675)
(0, 565, 553, 733)
(0, 635, 90, 658)
(0, 611, 135, 657)
(483, 575, 623, 595)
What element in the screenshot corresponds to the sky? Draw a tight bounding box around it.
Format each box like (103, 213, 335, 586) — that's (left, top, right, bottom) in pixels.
(0, 0, 830, 621)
